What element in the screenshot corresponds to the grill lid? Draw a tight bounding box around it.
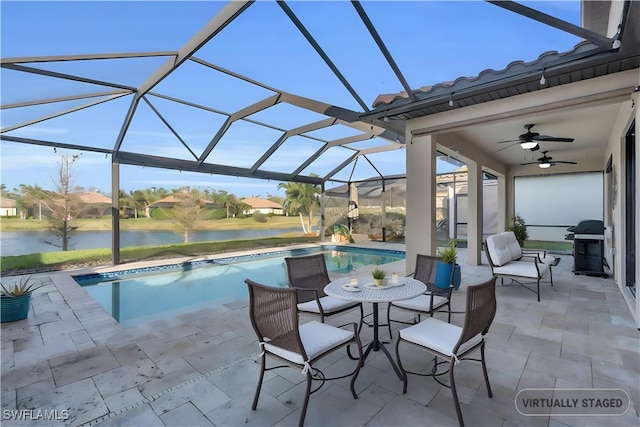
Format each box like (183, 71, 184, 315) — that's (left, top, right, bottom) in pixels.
(566, 220, 605, 234)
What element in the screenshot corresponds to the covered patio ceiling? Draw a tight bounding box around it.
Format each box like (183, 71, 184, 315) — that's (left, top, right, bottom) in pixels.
(2, 1, 639, 190)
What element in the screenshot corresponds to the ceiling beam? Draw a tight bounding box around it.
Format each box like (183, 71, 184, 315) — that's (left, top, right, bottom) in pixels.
(0, 135, 112, 154)
(115, 151, 323, 184)
(1, 90, 132, 110)
(278, 0, 370, 112)
(1, 63, 136, 92)
(486, 1, 615, 48)
(351, 0, 416, 102)
(137, 1, 254, 96)
(0, 52, 177, 64)
(1, 93, 130, 134)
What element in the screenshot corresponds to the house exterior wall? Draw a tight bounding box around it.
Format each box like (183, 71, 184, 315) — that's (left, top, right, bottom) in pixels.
(405, 68, 639, 325)
(605, 87, 639, 327)
(248, 208, 284, 215)
(0, 207, 17, 216)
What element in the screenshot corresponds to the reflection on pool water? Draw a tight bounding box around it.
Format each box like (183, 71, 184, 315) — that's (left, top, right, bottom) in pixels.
(74, 245, 404, 327)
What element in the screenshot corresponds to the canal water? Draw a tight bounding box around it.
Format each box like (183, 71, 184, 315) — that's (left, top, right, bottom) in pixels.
(1, 228, 301, 256)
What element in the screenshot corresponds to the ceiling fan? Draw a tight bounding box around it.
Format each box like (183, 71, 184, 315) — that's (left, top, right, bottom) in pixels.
(520, 151, 577, 169)
(496, 124, 574, 151)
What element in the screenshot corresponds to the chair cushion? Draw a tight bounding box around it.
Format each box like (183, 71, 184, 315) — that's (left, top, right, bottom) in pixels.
(399, 317, 482, 358)
(485, 233, 513, 267)
(391, 294, 448, 312)
(264, 320, 354, 364)
(297, 295, 359, 314)
(491, 260, 550, 278)
(503, 231, 523, 260)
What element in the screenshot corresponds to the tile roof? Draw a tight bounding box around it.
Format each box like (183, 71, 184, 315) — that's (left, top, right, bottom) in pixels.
(0, 197, 17, 208)
(242, 197, 283, 209)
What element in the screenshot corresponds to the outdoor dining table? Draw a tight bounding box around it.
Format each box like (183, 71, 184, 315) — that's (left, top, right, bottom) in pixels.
(324, 275, 427, 379)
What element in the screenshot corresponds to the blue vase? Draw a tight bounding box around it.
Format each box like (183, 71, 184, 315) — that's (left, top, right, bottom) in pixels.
(435, 262, 462, 290)
(1, 294, 31, 322)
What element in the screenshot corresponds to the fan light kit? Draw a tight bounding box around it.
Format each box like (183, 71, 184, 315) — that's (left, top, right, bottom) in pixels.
(520, 151, 577, 168)
(496, 124, 575, 152)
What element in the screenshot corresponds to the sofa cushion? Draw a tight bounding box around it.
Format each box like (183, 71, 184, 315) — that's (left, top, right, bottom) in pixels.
(492, 260, 550, 278)
(503, 231, 523, 260)
(486, 233, 513, 266)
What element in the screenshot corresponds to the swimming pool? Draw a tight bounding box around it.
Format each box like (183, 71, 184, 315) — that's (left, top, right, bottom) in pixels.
(74, 245, 405, 327)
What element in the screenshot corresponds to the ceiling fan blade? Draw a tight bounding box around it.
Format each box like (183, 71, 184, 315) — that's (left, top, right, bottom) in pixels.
(495, 139, 520, 144)
(520, 162, 539, 166)
(496, 142, 519, 152)
(553, 160, 578, 164)
(533, 135, 574, 142)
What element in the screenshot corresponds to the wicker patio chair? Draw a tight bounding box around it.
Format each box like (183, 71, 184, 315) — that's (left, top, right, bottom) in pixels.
(285, 254, 364, 332)
(386, 254, 454, 339)
(245, 279, 363, 427)
(394, 276, 497, 427)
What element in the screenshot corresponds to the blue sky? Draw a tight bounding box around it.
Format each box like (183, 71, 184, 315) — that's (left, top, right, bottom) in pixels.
(0, 1, 581, 198)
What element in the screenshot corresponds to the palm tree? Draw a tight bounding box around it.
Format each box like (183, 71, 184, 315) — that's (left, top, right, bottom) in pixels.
(129, 187, 167, 218)
(278, 178, 321, 234)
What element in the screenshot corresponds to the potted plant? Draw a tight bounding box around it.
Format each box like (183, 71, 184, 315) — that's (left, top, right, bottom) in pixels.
(1, 276, 41, 323)
(508, 214, 529, 247)
(372, 268, 386, 287)
(332, 223, 353, 243)
(435, 239, 462, 290)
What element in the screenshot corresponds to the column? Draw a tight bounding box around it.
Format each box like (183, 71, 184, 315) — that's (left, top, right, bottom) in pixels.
(406, 134, 437, 274)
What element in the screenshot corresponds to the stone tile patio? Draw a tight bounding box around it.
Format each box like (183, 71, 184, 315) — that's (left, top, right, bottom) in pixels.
(1, 244, 638, 426)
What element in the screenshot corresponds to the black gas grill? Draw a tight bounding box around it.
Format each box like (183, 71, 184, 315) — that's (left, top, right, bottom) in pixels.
(565, 220, 607, 277)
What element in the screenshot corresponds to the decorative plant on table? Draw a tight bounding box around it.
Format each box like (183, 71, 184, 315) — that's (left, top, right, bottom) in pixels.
(1, 276, 42, 323)
(372, 268, 386, 286)
(435, 239, 461, 290)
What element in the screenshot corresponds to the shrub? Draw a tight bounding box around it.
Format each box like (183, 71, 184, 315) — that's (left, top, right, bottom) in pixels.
(253, 212, 268, 223)
(508, 214, 528, 246)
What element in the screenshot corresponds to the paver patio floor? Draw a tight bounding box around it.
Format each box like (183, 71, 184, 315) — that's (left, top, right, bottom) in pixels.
(1, 243, 638, 426)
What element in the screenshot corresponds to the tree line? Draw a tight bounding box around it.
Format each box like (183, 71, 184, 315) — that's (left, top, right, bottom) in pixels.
(2, 155, 322, 251)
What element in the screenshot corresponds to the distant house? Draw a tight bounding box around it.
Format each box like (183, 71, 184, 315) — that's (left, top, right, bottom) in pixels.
(0, 197, 18, 217)
(242, 197, 284, 216)
(149, 194, 219, 210)
(76, 191, 112, 218)
(10, 192, 113, 220)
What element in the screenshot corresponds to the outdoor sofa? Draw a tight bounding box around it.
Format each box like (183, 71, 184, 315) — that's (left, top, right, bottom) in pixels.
(484, 231, 557, 301)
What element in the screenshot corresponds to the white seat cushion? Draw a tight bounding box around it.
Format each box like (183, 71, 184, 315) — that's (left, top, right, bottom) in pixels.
(298, 295, 359, 314)
(264, 320, 354, 364)
(391, 294, 448, 312)
(399, 317, 482, 358)
(492, 260, 550, 278)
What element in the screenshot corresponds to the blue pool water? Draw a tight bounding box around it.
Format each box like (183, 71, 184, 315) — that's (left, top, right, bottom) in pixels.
(74, 245, 404, 327)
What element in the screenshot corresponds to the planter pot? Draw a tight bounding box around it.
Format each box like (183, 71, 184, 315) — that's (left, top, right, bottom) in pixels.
(1, 293, 31, 322)
(435, 262, 462, 290)
(373, 278, 384, 287)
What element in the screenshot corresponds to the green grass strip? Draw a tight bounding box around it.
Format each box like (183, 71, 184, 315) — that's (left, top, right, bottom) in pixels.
(0, 236, 317, 274)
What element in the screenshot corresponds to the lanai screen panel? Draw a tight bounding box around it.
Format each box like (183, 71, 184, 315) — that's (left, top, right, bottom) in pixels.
(1, 1, 586, 190)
